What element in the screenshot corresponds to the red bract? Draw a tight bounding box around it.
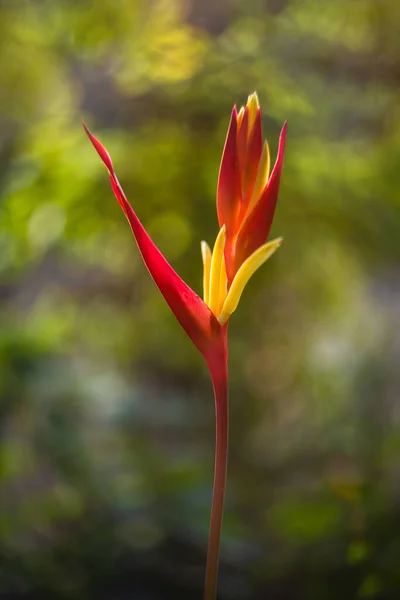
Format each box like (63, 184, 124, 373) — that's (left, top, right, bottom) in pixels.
(83, 123, 223, 363)
(84, 93, 286, 600)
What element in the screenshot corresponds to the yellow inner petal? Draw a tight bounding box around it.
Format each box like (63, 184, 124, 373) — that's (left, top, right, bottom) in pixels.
(217, 253, 227, 316)
(208, 225, 226, 316)
(218, 237, 282, 326)
(202, 222, 280, 325)
(247, 92, 259, 134)
(201, 241, 212, 305)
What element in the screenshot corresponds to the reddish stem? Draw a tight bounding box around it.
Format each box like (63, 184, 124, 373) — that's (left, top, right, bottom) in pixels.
(204, 332, 229, 600)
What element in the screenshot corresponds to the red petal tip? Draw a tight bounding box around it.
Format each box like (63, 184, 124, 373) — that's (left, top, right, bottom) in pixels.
(82, 121, 114, 173)
(277, 121, 287, 160)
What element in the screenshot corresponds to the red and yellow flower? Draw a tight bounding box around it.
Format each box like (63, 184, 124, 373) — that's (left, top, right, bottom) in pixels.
(84, 92, 286, 359)
(84, 92, 286, 600)
(202, 92, 286, 327)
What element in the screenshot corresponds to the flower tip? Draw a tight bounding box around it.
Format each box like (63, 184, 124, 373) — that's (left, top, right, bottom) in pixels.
(247, 91, 259, 107)
(83, 121, 114, 173)
(246, 92, 260, 131)
(201, 240, 212, 260)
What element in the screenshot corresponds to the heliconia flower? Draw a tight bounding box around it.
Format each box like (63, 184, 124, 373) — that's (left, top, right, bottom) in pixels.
(216, 92, 287, 287)
(202, 93, 286, 326)
(83, 92, 286, 600)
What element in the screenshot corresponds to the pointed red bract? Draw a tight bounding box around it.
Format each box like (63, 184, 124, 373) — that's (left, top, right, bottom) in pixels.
(83, 121, 114, 172)
(216, 107, 241, 237)
(84, 123, 221, 358)
(233, 122, 287, 272)
(236, 106, 249, 188)
(239, 107, 263, 224)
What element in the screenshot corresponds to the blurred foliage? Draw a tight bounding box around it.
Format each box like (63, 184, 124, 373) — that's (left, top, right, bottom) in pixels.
(1, 0, 400, 598)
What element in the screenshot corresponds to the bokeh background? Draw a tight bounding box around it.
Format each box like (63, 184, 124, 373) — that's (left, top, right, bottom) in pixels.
(1, 0, 400, 598)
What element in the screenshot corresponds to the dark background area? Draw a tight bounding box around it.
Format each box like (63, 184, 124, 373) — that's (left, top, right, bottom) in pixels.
(1, 0, 400, 598)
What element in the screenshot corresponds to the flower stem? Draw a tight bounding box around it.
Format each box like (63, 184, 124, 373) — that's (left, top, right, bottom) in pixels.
(204, 339, 229, 600)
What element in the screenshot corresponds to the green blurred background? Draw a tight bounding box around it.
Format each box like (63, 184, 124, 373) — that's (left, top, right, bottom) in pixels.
(1, 0, 400, 598)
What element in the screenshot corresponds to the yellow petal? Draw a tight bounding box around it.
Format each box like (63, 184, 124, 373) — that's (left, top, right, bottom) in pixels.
(247, 141, 270, 217)
(217, 253, 228, 316)
(209, 225, 226, 316)
(247, 92, 259, 133)
(201, 241, 212, 305)
(218, 237, 282, 326)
